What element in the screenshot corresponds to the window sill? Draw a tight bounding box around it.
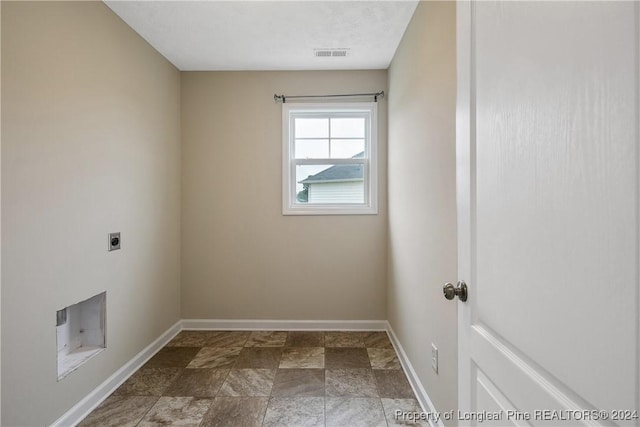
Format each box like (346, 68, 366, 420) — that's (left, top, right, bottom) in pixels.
(283, 205, 378, 216)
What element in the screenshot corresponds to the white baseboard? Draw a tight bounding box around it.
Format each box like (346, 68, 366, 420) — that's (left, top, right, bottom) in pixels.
(386, 322, 444, 427)
(50, 320, 182, 427)
(181, 318, 388, 331)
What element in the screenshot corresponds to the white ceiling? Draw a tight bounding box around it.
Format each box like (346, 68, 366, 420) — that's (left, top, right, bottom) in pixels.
(104, 1, 419, 71)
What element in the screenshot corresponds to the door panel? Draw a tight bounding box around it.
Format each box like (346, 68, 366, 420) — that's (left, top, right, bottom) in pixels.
(476, 368, 527, 427)
(457, 1, 639, 425)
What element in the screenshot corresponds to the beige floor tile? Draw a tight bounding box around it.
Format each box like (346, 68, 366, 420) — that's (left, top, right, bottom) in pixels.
(200, 397, 268, 427)
(163, 368, 228, 397)
(78, 395, 158, 427)
(367, 348, 401, 369)
(363, 331, 393, 348)
(234, 347, 283, 369)
(204, 331, 251, 347)
(374, 369, 415, 398)
(218, 369, 275, 396)
(271, 368, 325, 397)
(245, 331, 288, 347)
(326, 397, 387, 427)
(138, 396, 212, 427)
(114, 368, 182, 396)
(166, 331, 209, 347)
(279, 347, 324, 369)
(382, 398, 431, 426)
(285, 331, 325, 347)
(325, 369, 379, 397)
(325, 331, 365, 347)
(325, 347, 371, 369)
(263, 397, 324, 427)
(187, 347, 242, 369)
(144, 347, 201, 368)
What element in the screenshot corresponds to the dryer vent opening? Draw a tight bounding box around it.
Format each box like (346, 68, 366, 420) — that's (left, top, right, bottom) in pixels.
(56, 292, 106, 380)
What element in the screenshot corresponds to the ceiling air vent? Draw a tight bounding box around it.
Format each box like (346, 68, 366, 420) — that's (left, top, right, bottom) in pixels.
(314, 48, 349, 58)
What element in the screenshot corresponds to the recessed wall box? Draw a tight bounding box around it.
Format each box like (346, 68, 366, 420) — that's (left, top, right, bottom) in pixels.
(108, 232, 120, 251)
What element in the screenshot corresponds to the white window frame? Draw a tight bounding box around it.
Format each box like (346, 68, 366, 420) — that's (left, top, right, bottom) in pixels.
(282, 102, 378, 215)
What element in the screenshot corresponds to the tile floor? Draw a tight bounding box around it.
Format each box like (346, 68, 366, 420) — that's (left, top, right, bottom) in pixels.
(79, 331, 427, 427)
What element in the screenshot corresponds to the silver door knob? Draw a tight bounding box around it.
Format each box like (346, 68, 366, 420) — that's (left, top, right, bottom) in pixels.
(443, 281, 468, 302)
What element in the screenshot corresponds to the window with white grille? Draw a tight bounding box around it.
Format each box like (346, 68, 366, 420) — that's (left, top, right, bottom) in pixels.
(282, 103, 378, 215)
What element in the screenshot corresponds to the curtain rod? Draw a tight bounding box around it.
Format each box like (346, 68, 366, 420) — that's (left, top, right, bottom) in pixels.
(273, 91, 384, 103)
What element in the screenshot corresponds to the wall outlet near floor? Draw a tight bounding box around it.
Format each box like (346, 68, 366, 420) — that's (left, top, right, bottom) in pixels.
(431, 343, 438, 374)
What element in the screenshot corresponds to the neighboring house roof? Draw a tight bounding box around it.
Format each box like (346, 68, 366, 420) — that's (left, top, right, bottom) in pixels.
(300, 152, 364, 184)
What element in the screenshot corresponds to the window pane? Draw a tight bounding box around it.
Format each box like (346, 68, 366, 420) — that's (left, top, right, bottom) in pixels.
(295, 163, 364, 204)
(295, 164, 331, 198)
(295, 118, 329, 138)
(295, 139, 329, 159)
(330, 139, 365, 159)
(330, 118, 365, 138)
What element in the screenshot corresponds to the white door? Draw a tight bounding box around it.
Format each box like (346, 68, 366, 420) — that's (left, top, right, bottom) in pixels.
(456, 2, 639, 426)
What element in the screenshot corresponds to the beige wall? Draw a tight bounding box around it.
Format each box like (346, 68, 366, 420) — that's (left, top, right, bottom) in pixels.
(1, 3, 3, 422)
(181, 71, 387, 320)
(1, 2, 181, 425)
(387, 1, 458, 421)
